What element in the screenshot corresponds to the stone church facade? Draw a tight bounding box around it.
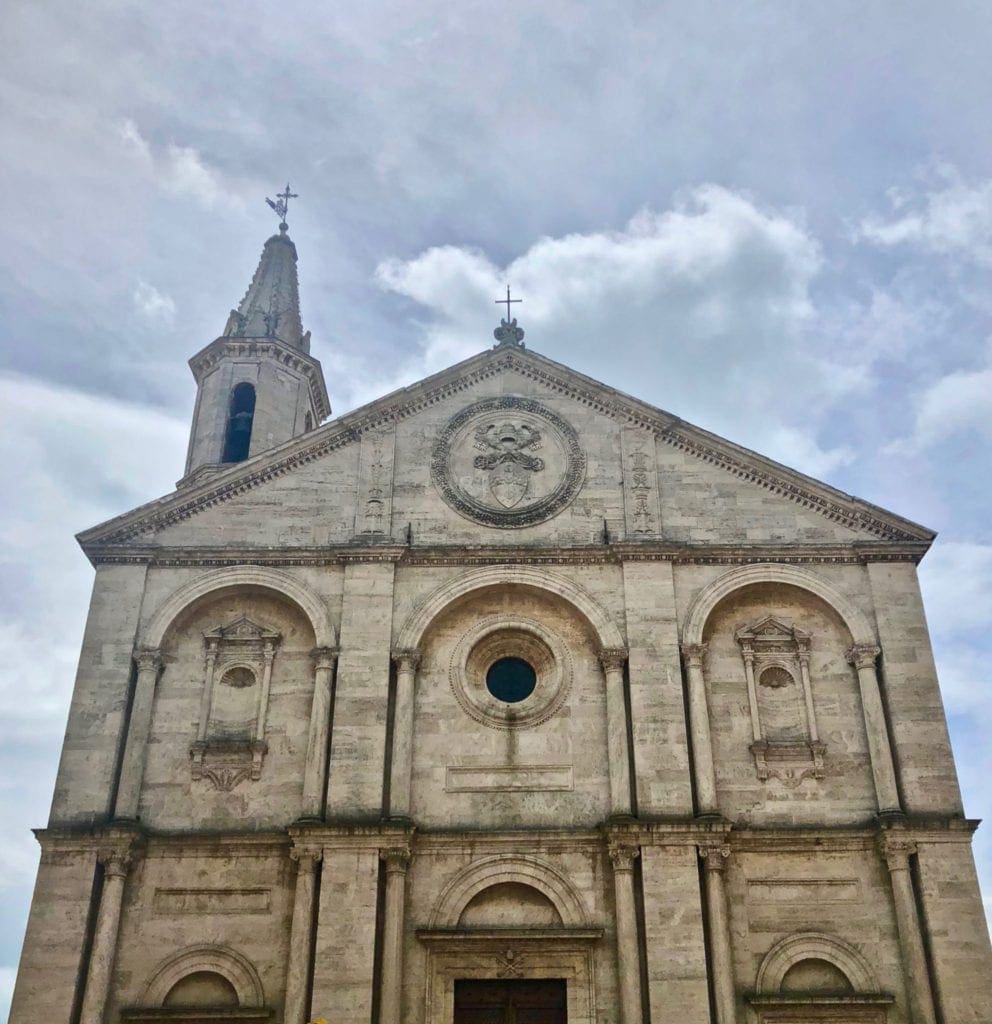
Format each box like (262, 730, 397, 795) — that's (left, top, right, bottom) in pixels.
(10, 217, 992, 1024)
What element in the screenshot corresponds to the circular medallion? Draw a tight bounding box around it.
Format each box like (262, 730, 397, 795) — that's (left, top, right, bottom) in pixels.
(431, 396, 585, 528)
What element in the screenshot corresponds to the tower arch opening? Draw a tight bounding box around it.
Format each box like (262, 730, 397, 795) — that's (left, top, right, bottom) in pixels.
(222, 381, 256, 463)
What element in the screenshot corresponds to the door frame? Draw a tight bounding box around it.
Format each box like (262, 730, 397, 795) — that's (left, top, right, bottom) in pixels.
(418, 928, 603, 1024)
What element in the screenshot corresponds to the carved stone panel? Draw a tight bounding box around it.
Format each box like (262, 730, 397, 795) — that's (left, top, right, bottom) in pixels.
(431, 396, 585, 528)
(354, 426, 396, 538)
(621, 426, 661, 538)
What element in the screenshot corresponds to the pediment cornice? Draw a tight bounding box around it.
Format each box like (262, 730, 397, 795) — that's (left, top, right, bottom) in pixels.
(77, 345, 934, 552)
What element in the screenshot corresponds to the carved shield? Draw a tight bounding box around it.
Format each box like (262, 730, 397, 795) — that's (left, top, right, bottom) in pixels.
(490, 460, 530, 507)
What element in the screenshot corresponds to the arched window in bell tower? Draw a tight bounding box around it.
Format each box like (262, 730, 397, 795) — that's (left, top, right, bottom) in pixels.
(222, 382, 256, 463)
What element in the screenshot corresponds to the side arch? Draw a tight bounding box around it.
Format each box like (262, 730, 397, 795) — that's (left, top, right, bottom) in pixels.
(681, 563, 875, 647)
(142, 565, 335, 648)
(755, 931, 880, 994)
(429, 855, 588, 929)
(141, 944, 265, 1007)
(396, 565, 625, 651)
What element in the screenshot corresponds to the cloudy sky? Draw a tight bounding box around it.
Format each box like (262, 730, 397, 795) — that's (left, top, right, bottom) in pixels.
(2, 0, 992, 1011)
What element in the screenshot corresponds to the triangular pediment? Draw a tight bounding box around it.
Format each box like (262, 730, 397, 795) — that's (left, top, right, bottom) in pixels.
(77, 343, 934, 554)
(204, 616, 281, 643)
(735, 616, 809, 644)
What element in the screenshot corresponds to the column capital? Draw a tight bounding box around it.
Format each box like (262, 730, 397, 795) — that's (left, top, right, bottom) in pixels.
(681, 642, 708, 668)
(598, 647, 629, 672)
(391, 648, 422, 671)
(878, 834, 917, 869)
(311, 646, 339, 670)
(290, 844, 323, 869)
(699, 843, 731, 872)
(133, 647, 162, 672)
(380, 847, 412, 873)
(847, 643, 881, 669)
(608, 842, 640, 873)
(98, 848, 132, 878)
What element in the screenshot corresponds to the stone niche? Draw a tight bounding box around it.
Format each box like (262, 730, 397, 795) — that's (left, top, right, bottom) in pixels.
(735, 615, 826, 786)
(189, 615, 281, 792)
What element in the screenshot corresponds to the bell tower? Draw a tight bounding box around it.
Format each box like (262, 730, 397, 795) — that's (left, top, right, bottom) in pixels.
(181, 187, 330, 486)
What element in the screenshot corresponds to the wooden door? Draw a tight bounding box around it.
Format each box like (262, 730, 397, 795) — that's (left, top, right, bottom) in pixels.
(454, 978, 567, 1024)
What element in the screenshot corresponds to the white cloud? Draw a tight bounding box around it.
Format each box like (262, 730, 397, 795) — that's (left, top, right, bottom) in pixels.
(919, 542, 992, 637)
(374, 185, 852, 476)
(887, 345, 992, 453)
(861, 167, 992, 266)
(133, 279, 176, 323)
(117, 118, 244, 210)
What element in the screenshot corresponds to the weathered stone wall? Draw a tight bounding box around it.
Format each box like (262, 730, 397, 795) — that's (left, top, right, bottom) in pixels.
(13, 356, 992, 1024)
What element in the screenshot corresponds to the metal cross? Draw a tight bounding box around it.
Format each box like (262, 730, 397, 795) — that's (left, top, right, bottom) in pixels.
(495, 285, 522, 321)
(265, 183, 299, 227)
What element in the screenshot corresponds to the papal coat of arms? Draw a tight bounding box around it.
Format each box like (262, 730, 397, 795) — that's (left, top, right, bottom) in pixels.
(472, 421, 546, 508)
(432, 396, 585, 528)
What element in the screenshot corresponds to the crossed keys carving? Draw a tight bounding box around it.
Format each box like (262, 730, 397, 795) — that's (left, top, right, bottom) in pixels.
(473, 422, 545, 508)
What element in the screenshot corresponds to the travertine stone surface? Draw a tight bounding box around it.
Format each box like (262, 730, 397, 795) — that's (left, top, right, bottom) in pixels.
(866, 561, 964, 814)
(640, 844, 710, 1021)
(11, 327, 992, 1024)
(622, 561, 693, 815)
(325, 562, 396, 819)
(7, 850, 97, 1021)
(50, 563, 149, 824)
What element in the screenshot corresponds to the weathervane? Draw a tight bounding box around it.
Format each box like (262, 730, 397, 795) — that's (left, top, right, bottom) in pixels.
(493, 285, 525, 347)
(265, 183, 298, 230)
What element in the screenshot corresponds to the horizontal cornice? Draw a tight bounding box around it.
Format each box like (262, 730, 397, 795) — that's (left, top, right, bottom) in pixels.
(81, 540, 933, 568)
(188, 335, 331, 419)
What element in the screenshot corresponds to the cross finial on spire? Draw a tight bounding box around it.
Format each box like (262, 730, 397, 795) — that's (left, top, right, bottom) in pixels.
(496, 285, 521, 322)
(265, 183, 299, 231)
(493, 285, 525, 347)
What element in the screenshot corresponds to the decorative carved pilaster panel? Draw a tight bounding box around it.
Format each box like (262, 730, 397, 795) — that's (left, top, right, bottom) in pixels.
(354, 426, 396, 538)
(621, 426, 662, 538)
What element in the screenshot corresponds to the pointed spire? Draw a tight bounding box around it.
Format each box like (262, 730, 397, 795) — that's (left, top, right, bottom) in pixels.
(223, 223, 308, 351)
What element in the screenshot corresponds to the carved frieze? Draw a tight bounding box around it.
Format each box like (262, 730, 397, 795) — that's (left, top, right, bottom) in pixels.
(431, 396, 585, 528)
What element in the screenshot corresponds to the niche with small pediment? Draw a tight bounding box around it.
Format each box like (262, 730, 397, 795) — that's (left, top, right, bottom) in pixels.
(189, 615, 281, 791)
(735, 616, 825, 785)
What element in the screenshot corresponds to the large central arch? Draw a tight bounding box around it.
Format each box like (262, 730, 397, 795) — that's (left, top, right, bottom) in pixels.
(395, 565, 625, 651)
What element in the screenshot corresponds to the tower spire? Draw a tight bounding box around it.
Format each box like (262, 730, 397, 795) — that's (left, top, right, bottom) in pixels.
(180, 190, 330, 485)
(222, 187, 308, 352)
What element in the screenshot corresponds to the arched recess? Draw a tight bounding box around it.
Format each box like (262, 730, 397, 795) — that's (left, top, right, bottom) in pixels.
(142, 566, 336, 649)
(681, 563, 876, 647)
(396, 565, 625, 652)
(141, 944, 265, 1007)
(429, 855, 588, 929)
(755, 932, 880, 995)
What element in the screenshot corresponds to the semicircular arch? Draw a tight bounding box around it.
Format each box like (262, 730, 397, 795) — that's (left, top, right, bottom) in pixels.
(755, 931, 879, 994)
(429, 855, 587, 929)
(396, 565, 624, 652)
(142, 566, 335, 649)
(141, 944, 265, 1007)
(682, 563, 875, 647)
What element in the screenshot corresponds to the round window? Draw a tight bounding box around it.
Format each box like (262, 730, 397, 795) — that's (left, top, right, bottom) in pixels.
(486, 657, 537, 703)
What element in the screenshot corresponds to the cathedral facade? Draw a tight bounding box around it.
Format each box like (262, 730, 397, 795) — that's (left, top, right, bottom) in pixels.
(10, 216, 992, 1024)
